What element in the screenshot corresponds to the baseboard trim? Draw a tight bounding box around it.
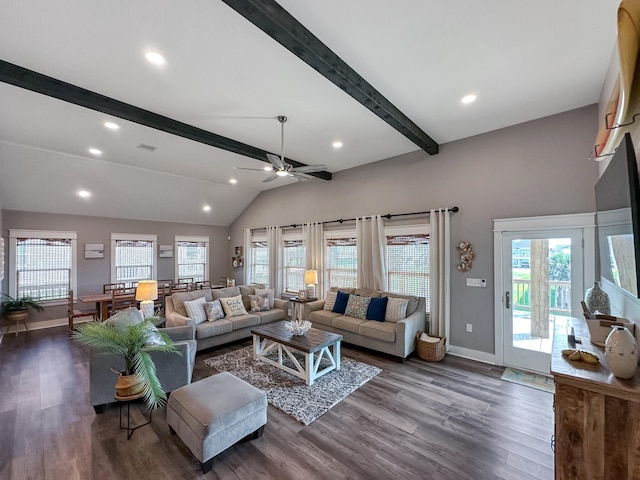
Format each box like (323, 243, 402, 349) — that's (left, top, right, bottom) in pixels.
(1, 316, 93, 343)
(447, 345, 497, 365)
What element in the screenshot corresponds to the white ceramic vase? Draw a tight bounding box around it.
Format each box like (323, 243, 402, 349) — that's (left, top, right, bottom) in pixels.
(605, 326, 638, 379)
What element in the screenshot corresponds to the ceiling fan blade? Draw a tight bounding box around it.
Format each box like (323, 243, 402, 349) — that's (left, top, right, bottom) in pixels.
(262, 174, 280, 183)
(266, 153, 285, 170)
(233, 167, 268, 172)
(291, 164, 327, 173)
(290, 172, 315, 182)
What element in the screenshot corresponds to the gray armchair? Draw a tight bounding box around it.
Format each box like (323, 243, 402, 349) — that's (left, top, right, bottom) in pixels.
(89, 324, 197, 413)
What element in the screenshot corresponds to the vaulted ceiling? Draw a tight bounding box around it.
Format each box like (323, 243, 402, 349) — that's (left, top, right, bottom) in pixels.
(0, 0, 620, 225)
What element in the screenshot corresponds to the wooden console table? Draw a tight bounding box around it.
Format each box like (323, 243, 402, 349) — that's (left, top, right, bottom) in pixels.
(551, 318, 640, 479)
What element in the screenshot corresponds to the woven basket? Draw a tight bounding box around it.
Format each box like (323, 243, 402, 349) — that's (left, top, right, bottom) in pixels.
(416, 331, 446, 362)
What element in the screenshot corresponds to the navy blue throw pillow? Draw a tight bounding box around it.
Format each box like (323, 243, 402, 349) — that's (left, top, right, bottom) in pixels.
(367, 296, 388, 322)
(332, 291, 350, 314)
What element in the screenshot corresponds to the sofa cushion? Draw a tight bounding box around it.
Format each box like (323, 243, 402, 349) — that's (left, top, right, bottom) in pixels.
(345, 294, 371, 319)
(385, 297, 409, 322)
(253, 308, 285, 324)
(172, 290, 213, 317)
(254, 288, 275, 309)
(219, 295, 248, 317)
(367, 296, 388, 322)
(332, 291, 350, 314)
(323, 290, 338, 311)
(204, 300, 225, 321)
(332, 315, 367, 334)
(330, 287, 356, 295)
(239, 285, 256, 310)
(359, 320, 396, 343)
(211, 286, 242, 300)
(195, 319, 233, 339)
(183, 296, 208, 324)
(355, 288, 382, 298)
(227, 314, 261, 331)
(384, 292, 419, 316)
(309, 309, 340, 327)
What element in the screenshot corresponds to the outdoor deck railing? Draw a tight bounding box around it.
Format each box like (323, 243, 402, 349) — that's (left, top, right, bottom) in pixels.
(512, 279, 571, 315)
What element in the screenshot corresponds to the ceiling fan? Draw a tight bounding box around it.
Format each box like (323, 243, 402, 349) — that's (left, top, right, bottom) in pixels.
(234, 115, 327, 182)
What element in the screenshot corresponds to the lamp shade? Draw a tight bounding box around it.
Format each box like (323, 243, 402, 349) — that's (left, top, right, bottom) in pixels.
(304, 270, 318, 285)
(136, 280, 158, 301)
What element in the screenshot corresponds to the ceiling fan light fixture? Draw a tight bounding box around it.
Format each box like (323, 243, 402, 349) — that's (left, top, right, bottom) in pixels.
(276, 170, 289, 177)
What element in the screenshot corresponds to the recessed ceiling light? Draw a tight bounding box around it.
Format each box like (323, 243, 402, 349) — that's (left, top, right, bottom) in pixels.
(229, 178, 237, 184)
(264, 166, 273, 171)
(203, 205, 211, 212)
(104, 121, 120, 130)
(332, 141, 343, 149)
(88, 148, 102, 156)
(461, 94, 477, 104)
(77, 190, 91, 198)
(145, 51, 165, 65)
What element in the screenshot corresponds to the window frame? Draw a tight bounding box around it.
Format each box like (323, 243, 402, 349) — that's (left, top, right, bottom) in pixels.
(323, 229, 357, 292)
(110, 233, 157, 286)
(174, 235, 209, 283)
(250, 233, 269, 287)
(8, 229, 78, 305)
(282, 232, 305, 294)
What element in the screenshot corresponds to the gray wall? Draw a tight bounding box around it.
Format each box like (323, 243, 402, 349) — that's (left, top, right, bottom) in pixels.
(229, 105, 599, 355)
(2, 211, 231, 323)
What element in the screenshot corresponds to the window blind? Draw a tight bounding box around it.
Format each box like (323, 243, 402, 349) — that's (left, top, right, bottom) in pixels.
(283, 239, 305, 292)
(177, 241, 207, 282)
(251, 241, 269, 286)
(325, 237, 357, 289)
(114, 240, 153, 287)
(386, 233, 430, 310)
(16, 237, 72, 301)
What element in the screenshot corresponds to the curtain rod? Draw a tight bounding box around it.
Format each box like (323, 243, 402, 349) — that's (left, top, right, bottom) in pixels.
(251, 206, 459, 231)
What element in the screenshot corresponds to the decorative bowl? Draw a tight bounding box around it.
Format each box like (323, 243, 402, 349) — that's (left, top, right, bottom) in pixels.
(284, 320, 312, 336)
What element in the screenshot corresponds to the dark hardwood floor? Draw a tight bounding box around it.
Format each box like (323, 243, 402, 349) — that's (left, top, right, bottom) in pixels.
(0, 326, 554, 479)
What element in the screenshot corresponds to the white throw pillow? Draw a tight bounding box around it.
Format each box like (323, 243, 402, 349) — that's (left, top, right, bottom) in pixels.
(323, 290, 338, 311)
(254, 288, 275, 309)
(204, 300, 225, 321)
(183, 296, 208, 324)
(385, 297, 409, 322)
(219, 295, 249, 317)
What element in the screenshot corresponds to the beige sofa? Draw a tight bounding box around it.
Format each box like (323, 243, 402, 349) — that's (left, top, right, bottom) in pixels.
(165, 285, 286, 351)
(305, 288, 426, 360)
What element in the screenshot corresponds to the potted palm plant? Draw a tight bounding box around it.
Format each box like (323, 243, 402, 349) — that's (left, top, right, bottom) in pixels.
(72, 318, 178, 410)
(0, 293, 44, 324)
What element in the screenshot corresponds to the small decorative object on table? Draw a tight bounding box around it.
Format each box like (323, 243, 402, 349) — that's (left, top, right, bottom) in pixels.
(298, 289, 307, 300)
(415, 331, 446, 361)
(605, 326, 638, 379)
(584, 281, 610, 315)
(285, 320, 312, 336)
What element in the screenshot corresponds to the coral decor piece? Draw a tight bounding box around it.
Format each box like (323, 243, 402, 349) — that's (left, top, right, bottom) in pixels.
(457, 241, 475, 272)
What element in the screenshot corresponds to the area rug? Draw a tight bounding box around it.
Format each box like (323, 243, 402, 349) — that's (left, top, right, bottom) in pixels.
(500, 367, 555, 394)
(203, 346, 382, 425)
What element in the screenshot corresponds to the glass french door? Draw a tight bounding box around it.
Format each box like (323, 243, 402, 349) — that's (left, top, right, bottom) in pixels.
(502, 229, 583, 374)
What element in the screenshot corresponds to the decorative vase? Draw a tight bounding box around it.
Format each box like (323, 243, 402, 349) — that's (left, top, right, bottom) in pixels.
(605, 326, 638, 379)
(584, 281, 610, 315)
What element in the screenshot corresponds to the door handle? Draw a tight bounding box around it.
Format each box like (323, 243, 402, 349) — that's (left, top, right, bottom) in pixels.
(505, 291, 511, 309)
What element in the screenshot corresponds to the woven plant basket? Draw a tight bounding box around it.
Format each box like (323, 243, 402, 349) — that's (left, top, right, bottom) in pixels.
(416, 331, 446, 362)
(114, 372, 144, 400)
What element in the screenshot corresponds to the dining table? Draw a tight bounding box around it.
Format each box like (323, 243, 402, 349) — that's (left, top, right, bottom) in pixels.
(79, 292, 136, 321)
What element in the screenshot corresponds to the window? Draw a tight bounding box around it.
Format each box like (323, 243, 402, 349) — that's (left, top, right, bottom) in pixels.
(9, 229, 77, 302)
(386, 227, 430, 311)
(111, 233, 157, 287)
(250, 238, 269, 286)
(325, 233, 357, 289)
(283, 237, 305, 293)
(175, 236, 209, 283)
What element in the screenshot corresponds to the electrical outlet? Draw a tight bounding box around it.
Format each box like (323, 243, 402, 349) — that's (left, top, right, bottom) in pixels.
(466, 323, 473, 333)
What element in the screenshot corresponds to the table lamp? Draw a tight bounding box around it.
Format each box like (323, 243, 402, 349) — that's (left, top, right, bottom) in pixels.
(136, 280, 158, 319)
(304, 270, 318, 299)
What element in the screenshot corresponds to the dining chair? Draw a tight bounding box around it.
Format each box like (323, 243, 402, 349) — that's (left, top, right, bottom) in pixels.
(169, 283, 189, 295)
(193, 280, 212, 290)
(103, 282, 125, 294)
(67, 289, 98, 333)
(109, 287, 137, 316)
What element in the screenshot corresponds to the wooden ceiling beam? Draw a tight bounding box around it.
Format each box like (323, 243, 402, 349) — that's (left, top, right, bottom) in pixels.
(0, 59, 332, 181)
(222, 0, 439, 155)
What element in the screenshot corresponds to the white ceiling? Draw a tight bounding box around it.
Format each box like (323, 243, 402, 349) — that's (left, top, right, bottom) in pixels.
(0, 0, 620, 225)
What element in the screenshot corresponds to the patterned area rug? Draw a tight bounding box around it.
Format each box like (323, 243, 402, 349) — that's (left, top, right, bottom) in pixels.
(203, 346, 382, 425)
(500, 367, 555, 394)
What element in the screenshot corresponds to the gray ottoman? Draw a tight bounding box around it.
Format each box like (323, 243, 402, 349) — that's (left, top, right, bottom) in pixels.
(167, 372, 267, 473)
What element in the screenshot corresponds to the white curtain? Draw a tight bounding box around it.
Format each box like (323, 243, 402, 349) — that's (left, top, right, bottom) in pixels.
(356, 215, 388, 291)
(303, 222, 325, 299)
(266, 226, 283, 297)
(429, 208, 451, 345)
(243, 228, 252, 285)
